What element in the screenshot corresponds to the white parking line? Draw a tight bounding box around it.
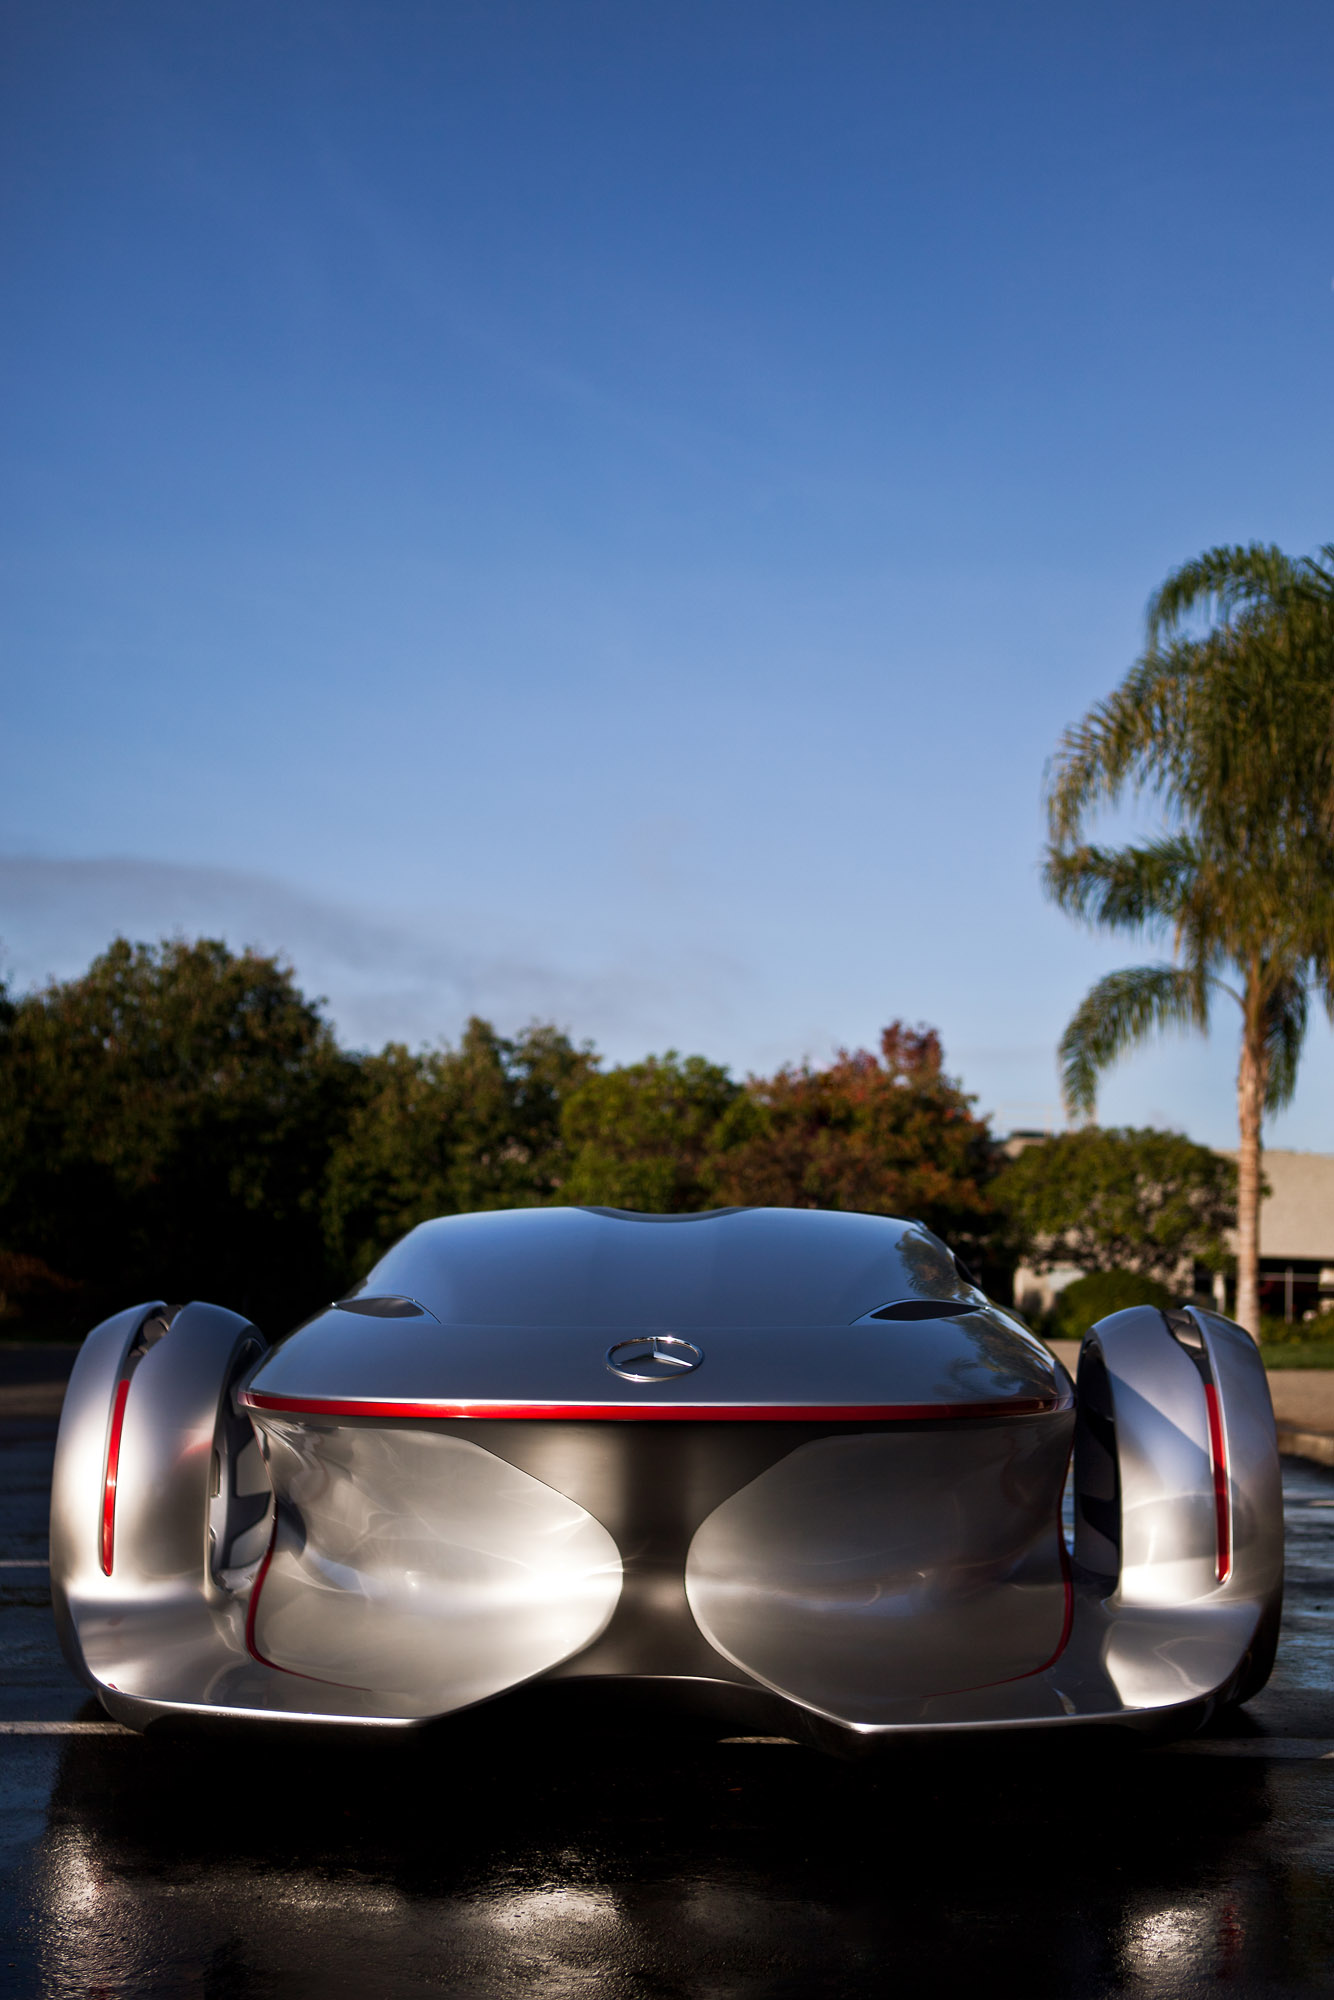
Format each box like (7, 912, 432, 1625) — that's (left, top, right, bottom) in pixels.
(0, 1721, 134, 1735)
(719, 1735, 801, 1745)
(0, 1723, 1330, 1753)
(718, 1734, 1334, 1759)
(1167, 1738, 1334, 1759)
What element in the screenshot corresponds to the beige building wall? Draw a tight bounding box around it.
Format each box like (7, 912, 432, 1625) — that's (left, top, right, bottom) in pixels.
(1225, 1150, 1334, 1264)
(1009, 1144, 1334, 1321)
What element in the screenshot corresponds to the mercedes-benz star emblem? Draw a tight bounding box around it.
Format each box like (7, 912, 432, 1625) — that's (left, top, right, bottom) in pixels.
(605, 1335, 704, 1382)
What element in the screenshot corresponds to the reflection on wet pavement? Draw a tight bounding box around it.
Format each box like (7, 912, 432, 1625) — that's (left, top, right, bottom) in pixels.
(2, 1427, 1333, 1998)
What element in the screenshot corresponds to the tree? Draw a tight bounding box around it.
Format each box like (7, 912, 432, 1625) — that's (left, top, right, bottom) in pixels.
(0, 937, 356, 1329)
(559, 1052, 742, 1212)
(994, 1127, 1237, 1284)
(1048, 1270, 1173, 1344)
(325, 1018, 596, 1276)
(1046, 542, 1334, 1333)
(708, 1024, 999, 1270)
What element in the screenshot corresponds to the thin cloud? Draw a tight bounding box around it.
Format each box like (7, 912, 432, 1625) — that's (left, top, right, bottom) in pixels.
(0, 854, 748, 1058)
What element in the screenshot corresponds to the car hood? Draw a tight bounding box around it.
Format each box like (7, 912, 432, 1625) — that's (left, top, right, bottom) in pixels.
(247, 1207, 1066, 1418)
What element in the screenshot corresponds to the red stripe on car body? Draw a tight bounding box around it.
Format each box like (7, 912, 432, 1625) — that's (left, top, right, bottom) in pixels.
(241, 1390, 1066, 1423)
(244, 1521, 370, 1691)
(1033, 1548, 1076, 1676)
(960, 1563, 1075, 1695)
(100, 1377, 131, 1576)
(1204, 1382, 1232, 1584)
(243, 1526, 278, 1665)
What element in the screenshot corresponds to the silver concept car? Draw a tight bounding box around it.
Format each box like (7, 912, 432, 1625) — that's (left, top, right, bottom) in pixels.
(50, 1205, 1282, 1748)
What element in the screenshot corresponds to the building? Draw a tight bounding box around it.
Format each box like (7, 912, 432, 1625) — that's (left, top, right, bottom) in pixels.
(1224, 1149, 1334, 1324)
(1007, 1139, 1334, 1325)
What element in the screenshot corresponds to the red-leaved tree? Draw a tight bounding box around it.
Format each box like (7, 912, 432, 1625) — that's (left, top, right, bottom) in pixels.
(708, 1023, 999, 1265)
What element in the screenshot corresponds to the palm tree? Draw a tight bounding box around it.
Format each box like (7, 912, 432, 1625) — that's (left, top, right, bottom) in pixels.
(1045, 542, 1334, 1335)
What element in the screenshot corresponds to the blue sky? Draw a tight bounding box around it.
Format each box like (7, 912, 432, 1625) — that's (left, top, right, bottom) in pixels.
(3, 1, 1332, 1146)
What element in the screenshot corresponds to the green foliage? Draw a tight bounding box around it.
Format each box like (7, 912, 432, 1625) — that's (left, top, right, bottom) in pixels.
(1053, 964, 1209, 1119)
(1299, 1306, 1334, 1341)
(1046, 539, 1334, 1116)
(994, 1127, 1237, 1281)
(708, 1024, 999, 1268)
(1047, 1270, 1174, 1344)
(0, 1251, 81, 1329)
(556, 1025, 1001, 1268)
(1049, 542, 1334, 849)
(1045, 541, 1334, 1335)
(1260, 1307, 1334, 1348)
(0, 937, 357, 1329)
(560, 1053, 743, 1212)
(0, 939, 1013, 1332)
(1258, 1318, 1334, 1369)
(325, 1019, 596, 1274)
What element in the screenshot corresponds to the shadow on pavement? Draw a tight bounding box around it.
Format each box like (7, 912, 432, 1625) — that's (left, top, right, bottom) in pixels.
(10, 1696, 1334, 1999)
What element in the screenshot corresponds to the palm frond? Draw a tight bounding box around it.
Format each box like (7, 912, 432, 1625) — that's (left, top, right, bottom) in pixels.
(1047, 540, 1334, 1126)
(1147, 543, 1298, 640)
(1263, 976, 1310, 1114)
(1043, 836, 1201, 934)
(1292, 546, 1334, 613)
(1049, 628, 1333, 849)
(1045, 650, 1196, 840)
(1058, 965, 1211, 1117)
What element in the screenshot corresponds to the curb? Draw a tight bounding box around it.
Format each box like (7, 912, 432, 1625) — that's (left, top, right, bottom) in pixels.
(1277, 1426, 1334, 1469)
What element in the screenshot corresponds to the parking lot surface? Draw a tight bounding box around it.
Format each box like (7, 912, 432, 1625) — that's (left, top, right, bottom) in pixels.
(2, 1409, 1333, 1999)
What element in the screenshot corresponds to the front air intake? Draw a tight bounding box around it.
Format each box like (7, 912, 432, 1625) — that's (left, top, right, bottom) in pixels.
(866, 1300, 977, 1322)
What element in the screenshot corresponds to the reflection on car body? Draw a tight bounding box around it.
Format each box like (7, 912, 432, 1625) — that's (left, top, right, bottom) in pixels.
(50, 1204, 1282, 1749)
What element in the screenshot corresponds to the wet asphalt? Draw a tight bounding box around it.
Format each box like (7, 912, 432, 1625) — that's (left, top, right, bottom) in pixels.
(2, 1412, 1334, 1999)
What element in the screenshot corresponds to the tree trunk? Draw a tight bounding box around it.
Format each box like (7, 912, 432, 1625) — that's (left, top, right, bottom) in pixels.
(1235, 1003, 1266, 1339)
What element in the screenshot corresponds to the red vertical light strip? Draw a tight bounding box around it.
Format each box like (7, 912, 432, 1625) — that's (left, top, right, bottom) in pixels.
(243, 1519, 369, 1689)
(244, 1521, 279, 1667)
(100, 1377, 132, 1576)
(1204, 1382, 1231, 1584)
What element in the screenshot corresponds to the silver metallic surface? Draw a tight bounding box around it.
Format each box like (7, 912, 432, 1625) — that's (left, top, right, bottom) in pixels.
(685, 1417, 1071, 1722)
(1071, 1303, 1283, 1714)
(49, 1207, 1283, 1743)
(606, 1336, 705, 1381)
(51, 1299, 276, 1710)
(9, 1428, 1334, 2000)
(249, 1418, 621, 1713)
(248, 1208, 1058, 1416)
(347, 1206, 983, 1326)
(246, 1312, 1058, 1414)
